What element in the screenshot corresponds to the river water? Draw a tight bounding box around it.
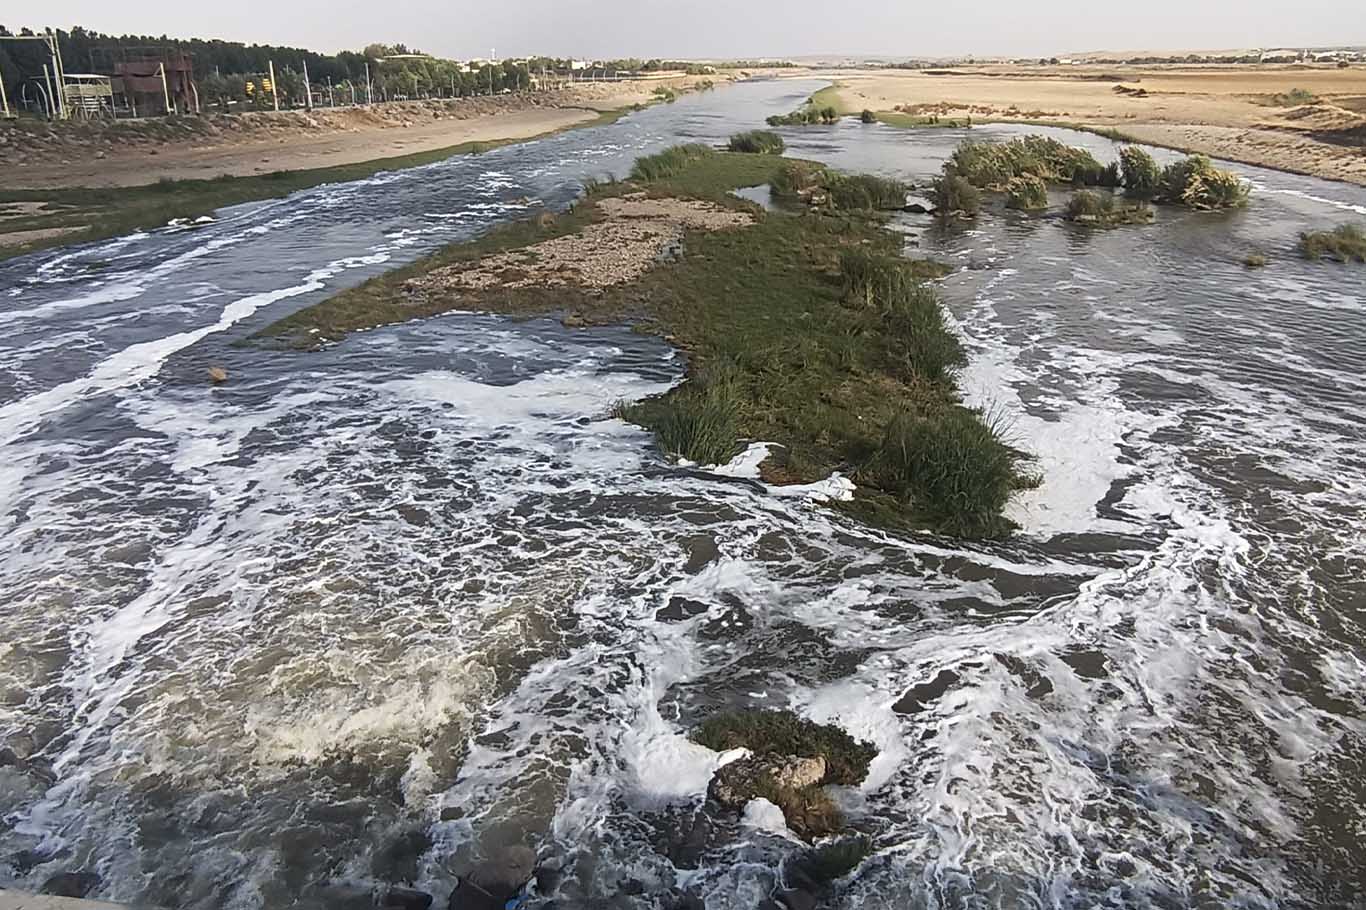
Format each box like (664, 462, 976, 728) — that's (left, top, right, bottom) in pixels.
(1, 80, 1364, 910)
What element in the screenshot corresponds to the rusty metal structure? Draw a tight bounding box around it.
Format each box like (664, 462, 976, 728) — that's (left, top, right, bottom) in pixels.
(110, 51, 197, 115)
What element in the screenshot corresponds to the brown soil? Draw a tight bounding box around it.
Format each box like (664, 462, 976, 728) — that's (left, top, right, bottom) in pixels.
(816, 64, 1366, 185)
(406, 194, 753, 295)
(0, 226, 89, 249)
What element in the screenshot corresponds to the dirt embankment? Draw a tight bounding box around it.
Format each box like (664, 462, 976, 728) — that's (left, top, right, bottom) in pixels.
(0, 75, 721, 189)
(818, 65, 1366, 186)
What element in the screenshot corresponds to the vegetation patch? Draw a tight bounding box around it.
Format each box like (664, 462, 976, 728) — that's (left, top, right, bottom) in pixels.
(260, 149, 1033, 537)
(1298, 224, 1366, 262)
(0, 108, 632, 262)
(824, 173, 908, 211)
(766, 89, 844, 127)
(1065, 190, 1155, 226)
(693, 710, 876, 786)
(931, 174, 981, 219)
(1156, 154, 1249, 210)
(945, 135, 1118, 190)
(728, 130, 786, 155)
(1119, 146, 1162, 199)
(1243, 252, 1268, 268)
(1004, 175, 1049, 211)
(869, 407, 1028, 538)
(614, 361, 742, 464)
(630, 143, 717, 181)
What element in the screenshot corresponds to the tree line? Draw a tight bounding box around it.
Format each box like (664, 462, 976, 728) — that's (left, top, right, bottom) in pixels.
(0, 26, 723, 114)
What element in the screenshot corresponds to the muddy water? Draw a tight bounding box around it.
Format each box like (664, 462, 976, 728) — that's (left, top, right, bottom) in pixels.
(1, 81, 1364, 910)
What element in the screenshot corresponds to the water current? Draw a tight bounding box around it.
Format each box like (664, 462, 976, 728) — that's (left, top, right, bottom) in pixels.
(1, 79, 1364, 910)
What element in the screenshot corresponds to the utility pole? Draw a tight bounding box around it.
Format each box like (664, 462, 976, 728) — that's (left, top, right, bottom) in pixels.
(42, 63, 57, 120)
(302, 59, 312, 110)
(48, 30, 68, 120)
(0, 75, 10, 118)
(159, 62, 172, 114)
(268, 60, 279, 111)
(490, 48, 495, 95)
(365, 62, 372, 105)
(328, 76, 335, 107)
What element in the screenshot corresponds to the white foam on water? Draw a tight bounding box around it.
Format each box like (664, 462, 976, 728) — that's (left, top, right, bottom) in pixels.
(1249, 182, 1366, 216)
(741, 798, 795, 838)
(0, 253, 389, 449)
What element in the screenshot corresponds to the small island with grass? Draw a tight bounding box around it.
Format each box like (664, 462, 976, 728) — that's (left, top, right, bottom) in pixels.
(259, 138, 1035, 538)
(922, 134, 1249, 223)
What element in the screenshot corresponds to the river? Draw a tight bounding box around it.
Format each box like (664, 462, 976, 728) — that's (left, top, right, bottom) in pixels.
(1, 80, 1364, 910)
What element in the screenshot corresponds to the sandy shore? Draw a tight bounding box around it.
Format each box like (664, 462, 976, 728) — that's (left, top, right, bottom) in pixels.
(0, 76, 717, 190)
(814, 65, 1366, 185)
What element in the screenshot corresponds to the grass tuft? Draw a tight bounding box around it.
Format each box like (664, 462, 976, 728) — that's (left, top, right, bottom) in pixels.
(931, 174, 981, 218)
(630, 144, 717, 182)
(1005, 175, 1048, 211)
(728, 130, 786, 155)
(1156, 155, 1249, 210)
(618, 360, 742, 464)
(869, 405, 1025, 538)
(1119, 146, 1161, 199)
(770, 160, 828, 197)
(824, 173, 908, 211)
(1298, 224, 1366, 262)
(946, 135, 1115, 189)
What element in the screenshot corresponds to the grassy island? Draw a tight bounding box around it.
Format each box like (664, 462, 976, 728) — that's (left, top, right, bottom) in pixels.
(258, 143, 1034, 537)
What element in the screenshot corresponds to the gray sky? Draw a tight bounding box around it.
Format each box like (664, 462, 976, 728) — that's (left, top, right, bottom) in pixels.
(39, 0, 1366, 59)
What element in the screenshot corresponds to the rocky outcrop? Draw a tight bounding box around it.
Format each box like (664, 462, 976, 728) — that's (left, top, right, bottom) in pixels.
(694, 710, 876, 841)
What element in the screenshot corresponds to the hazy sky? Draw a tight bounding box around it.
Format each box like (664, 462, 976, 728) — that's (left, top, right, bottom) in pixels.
(36, 0, 1366, 59)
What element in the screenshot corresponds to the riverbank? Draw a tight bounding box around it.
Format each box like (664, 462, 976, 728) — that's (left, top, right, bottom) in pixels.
(0, 76, 723, 190)
(0, 75, 724, 261)
(258, 145, 1033, 537)
(801, 64, 1366, 186)
(0, 110, 625, 262)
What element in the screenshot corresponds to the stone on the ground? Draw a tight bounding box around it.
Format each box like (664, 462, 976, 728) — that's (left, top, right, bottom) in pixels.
(449, 845, 535, 910)
(40, 872, 99, 899)
(381, 887, 433, 910)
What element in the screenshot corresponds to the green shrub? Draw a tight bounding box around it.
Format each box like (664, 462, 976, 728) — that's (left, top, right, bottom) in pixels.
(1119, 146, 1161, 198)
(728, 130, 786, 154)
(630, 144, 716, 181)
(1005, 175, 1048, 210)
(825, 173, 907, 211)
(1065, 189, 1114, 219)
(1274, 87, 1317, 106)
(946, 135, 1110, 189)
(1066, 190, 1154, 225)
(860, 109, 878, 124)
(870, 406, 1022, 537)
(931, 174, 981, 217)
(1157, 155, 1249, 209)
(820, 106, 839, 124)
(1243, 252, 1267, 268)
(770, 160, 828, 197)
(1298, 224, 1366, 262)
(767, 107, 823, 127)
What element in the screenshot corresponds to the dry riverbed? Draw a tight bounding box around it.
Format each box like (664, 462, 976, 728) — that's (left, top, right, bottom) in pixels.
(809, 64, 1366, 185)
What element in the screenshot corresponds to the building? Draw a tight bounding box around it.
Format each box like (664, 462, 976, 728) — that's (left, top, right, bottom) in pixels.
(111, 52, 197, 115)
